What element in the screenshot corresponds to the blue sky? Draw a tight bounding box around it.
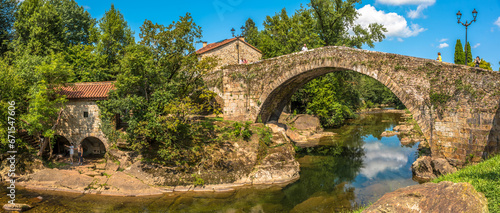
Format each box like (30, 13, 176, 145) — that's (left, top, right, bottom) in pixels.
(75, 0, 500, 70)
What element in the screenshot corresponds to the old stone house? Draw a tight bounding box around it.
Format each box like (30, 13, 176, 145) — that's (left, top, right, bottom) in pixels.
(196, 37, 262, 69)
(55, 81, 114, 157)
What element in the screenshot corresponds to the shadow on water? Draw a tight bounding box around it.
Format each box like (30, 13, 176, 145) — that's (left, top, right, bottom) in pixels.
(0, 112, 419, 212)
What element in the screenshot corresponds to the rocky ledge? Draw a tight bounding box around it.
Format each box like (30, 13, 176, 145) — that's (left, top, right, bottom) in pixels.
(363, 181, 488, 213)
(279, 113, 336, 148)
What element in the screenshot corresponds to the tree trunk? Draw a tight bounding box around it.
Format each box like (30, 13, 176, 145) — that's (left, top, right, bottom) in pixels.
(37, 108, 64, 157)
(38, 137, 47, 157)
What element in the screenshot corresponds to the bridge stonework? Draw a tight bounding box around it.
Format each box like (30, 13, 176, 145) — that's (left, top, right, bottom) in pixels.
(208, 46, 500, 166)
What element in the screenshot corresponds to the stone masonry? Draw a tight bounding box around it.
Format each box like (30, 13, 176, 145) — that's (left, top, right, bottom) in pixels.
(206, 46, 500, 166)
(56, 99, 108, 150)
(197, 37, 262, 70)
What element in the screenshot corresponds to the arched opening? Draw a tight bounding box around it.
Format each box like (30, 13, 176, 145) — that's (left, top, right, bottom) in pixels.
(80, 137, 106, 158)
(53, 135, 71, 156)
(258, 68, 409, 125)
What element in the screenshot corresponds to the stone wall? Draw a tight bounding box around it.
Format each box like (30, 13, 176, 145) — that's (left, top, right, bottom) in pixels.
(199, 38, 262, 70)
(209, 46, 500, 166)
(56, 100, 108, 149)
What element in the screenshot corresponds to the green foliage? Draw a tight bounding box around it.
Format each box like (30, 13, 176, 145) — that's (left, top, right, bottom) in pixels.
(292, 72, 357, 127)
(191, 174, 205, 186)
(358, 74, 404, 109)
(454, 39, 465, 65)
(429, 90, 451, 108)
(96, 4, 133, 74)
(242, 18, 259, 47)
(255, 6, 325, 59)
(468, 58, 493, 70)
(257, 125, 272, 146)
(432, 154, 500, 212)
(48, 0, 97, 46)
(98, 14, 220, 165)
(465, 41, 472, 63)
(0, 0, 17, 55)
(309, 0, 386, 48)
(13, 0, 65, 56)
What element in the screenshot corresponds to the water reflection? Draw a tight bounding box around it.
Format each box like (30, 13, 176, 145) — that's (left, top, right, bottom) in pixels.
(0, 113, 418, 212)
(361, 141, 408, 179)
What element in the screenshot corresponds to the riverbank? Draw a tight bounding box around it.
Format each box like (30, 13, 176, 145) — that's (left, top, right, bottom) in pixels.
(8, 109, 416, 197)
(1, 110, 425, 212)
(2, 120, 301, 198)
(432, 154, 500, 212)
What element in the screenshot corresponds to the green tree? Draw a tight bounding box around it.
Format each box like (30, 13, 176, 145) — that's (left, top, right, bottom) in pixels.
(17, 53, 74, 156)
(97, 4, 134, 71)
(0, 56, 29, 152)
(99, 14, 218, 165)
(13, 0, 65, 56)
(257, 7, 324, 59)
(465, 41, 472, 64)
(242, 18, 259, 47)
(48, 0, 97, 46)
(454, 39, 465, 65)
(309, 0, 386, 47)
(0, 0, 17, 55)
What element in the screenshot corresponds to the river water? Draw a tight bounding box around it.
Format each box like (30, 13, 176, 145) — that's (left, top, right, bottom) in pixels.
(1, 112, 418, 212)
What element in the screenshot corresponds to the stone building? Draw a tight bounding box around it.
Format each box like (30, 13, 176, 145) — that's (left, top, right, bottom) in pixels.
(55, 81, 114, 157)
(196, 37, 262, 69)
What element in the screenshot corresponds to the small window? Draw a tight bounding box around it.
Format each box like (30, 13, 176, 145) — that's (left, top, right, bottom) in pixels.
(83, 111, 89, 118)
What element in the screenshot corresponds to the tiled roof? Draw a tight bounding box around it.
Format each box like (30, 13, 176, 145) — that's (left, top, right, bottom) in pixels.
(196, 37, 262, 55)
(58, 81, 115, 100)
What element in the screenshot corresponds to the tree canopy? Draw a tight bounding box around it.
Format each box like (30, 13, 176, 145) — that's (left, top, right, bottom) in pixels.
(454, 39, 465, 65)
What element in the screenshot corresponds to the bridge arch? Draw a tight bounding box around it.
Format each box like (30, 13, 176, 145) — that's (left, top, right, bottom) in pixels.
(216, 46, 500, 166)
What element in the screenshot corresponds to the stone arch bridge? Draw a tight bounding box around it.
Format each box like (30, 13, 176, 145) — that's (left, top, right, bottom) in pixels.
(206, 46, 500, 166)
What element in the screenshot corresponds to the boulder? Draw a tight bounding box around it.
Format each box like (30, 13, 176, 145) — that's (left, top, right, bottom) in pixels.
(393, 124, 413, 132)
(411, 156, 457, 183)
(3, 203, 31, 212)
(363, 181, 488, 213)
(380, 131, 400, 137)
(292, 114, 322, 131)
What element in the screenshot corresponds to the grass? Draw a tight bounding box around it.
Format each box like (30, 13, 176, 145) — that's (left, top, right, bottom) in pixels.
(432, 154, 500, 212)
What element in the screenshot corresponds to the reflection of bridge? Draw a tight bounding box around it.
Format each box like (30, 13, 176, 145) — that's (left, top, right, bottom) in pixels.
(208, 46, 500, 166)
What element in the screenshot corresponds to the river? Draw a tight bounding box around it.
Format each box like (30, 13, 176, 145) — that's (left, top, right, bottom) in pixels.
(1, 112, 419, 212)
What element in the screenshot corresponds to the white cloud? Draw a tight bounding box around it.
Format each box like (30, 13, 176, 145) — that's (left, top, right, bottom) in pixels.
(83, 5, 91, 10)
(376, 0, 435, 5)
(407, 4, 431, 19)
(397, 38, 404, 42)
(439, 38, 448, 42)
(495, 17, 500, 28)
(360, 142, 409, 179)
(472, 43, 480, 48)
(356, 5, 426, 39)
(438, 43, 449, 49)
(377, 0, 435, 19)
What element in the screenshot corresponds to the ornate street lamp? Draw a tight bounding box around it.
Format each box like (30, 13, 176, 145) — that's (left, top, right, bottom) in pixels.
(456, 9, 478, 65)
(231, 28, 236, 37)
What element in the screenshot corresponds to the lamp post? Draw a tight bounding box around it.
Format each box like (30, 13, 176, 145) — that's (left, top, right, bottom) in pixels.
(456, 9, 478, 65)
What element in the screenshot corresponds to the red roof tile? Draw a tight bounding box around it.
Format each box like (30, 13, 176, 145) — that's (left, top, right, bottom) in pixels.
(58, 81, 115, 100)
(196, 37, 262, 55)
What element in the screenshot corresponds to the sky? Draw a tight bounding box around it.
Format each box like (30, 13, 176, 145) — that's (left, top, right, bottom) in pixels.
(75, 0, 500, 71)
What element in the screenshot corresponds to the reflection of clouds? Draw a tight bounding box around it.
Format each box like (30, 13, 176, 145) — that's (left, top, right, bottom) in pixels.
(360, 142, 408, 179)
